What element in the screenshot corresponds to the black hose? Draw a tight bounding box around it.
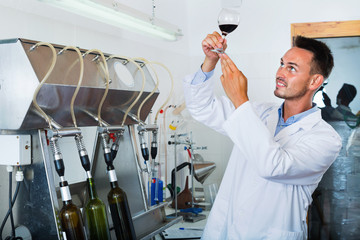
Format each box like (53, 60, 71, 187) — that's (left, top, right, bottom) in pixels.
(9, 173, 15, 238)
(0, 178, 22, 240)
(168, 162, 192, 199)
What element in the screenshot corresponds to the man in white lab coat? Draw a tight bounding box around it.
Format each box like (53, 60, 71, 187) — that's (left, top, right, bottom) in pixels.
(183, 32, 342, 239)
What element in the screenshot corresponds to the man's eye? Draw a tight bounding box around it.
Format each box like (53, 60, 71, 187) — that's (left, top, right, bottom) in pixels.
(280, 62, 284, 67)
(290, 66, 296, 72)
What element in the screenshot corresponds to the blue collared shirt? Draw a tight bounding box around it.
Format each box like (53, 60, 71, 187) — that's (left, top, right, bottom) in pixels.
(190, 67, 318, 136)
(191, 67, 214, 85)
(275, 103, 318, 136)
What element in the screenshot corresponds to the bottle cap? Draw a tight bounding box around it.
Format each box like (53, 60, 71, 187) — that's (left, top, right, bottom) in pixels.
(108, 169, 118, 182)
(60, 185, 72, 201)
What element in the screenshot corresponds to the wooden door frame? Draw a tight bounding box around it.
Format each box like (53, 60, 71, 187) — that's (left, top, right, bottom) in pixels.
(291, 20, 360, 45)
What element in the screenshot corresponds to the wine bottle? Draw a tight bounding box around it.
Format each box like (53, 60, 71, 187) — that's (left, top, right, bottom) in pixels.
(107, 168, 136, 240)
(59, 181, 86, 240)
(85, 177, 111, 240)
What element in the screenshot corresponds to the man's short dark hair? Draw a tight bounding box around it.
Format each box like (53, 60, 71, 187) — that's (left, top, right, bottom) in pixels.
(294, 36, 334, 79)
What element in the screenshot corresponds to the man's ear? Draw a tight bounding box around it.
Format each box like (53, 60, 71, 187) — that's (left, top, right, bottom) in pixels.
(309, 74, 324, 91)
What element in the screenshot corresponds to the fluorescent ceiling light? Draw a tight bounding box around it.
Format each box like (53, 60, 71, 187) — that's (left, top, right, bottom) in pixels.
(39, 0, 183, 41)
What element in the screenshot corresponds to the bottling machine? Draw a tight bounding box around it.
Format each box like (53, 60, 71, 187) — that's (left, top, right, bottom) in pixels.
(0, 38, 181, 239)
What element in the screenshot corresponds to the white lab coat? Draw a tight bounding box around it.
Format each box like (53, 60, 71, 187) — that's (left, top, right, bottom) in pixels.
(183, 73, 342, 240)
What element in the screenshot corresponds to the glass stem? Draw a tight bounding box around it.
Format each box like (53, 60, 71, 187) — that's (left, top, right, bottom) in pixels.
(222, 35, 227, 48)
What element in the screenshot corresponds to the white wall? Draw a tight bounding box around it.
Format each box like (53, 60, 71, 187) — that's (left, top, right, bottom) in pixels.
(1, 0, 360, 202)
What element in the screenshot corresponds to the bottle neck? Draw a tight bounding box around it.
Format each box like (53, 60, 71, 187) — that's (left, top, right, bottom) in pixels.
(87, 177, 98, 199)
(110, 181, 119, 189)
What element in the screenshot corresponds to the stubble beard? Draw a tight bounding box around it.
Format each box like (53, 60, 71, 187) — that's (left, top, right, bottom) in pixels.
(274, 86, 308, 101)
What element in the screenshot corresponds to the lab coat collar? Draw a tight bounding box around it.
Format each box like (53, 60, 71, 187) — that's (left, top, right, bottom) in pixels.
(274, 108, 322, 141)
(262, 103, 322, 141)
(266, 106, 279, 136)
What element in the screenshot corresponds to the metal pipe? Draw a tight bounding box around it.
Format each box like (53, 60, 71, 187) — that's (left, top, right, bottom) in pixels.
(98, 126, 125, 133)
(47, 128, 82, 138)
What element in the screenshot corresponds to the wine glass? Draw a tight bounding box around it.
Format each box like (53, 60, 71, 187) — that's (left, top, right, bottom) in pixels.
(212, 8, 241, 53)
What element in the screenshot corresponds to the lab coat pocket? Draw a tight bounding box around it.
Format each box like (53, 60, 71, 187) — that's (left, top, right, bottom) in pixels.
(267, 228, 304, 240)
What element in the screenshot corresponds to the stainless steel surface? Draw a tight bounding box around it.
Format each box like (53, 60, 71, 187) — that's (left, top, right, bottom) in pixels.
(15, 130, 62, 240)
(133, 203, 182, 239)
(0, 38, 178, 240)
(193, 161, 216, 184)
(0, 38, 159, 130)
(138, 215, 183, 240)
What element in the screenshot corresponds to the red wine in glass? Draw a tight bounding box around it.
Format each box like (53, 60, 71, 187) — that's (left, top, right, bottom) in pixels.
(219, 24, 238, 36)
(212, 8, 241, 53)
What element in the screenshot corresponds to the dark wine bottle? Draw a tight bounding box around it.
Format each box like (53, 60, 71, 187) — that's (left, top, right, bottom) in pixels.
(59, 181, 86, 240)
(107, 168, 136, 240)
(85, 177, 111, 240)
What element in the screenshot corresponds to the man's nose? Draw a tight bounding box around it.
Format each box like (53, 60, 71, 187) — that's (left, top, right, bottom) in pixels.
(276, 67, 284, 78)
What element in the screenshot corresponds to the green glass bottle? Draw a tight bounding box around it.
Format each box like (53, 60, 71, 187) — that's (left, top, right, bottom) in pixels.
(107, 169, 136, 240)
(59, 181, 86, 240)
(85, 177, 111, 240)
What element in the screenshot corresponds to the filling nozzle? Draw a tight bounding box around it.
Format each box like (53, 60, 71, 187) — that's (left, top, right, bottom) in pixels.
(49, 136, 71, 202)
(100, 132, 114, 168)
(110, 129, 125, 160)
(50, 136, 65, 178)
(74, 134, 91, 173)
(150, 129, 158, 177)
(151, 129, 158, 160)
(110, 135, 120, 160)
(139, 130, 151, 174)
(137, 126, 151, 174)
(137, 124, 160, 174)
(138, 128, 149, 162)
